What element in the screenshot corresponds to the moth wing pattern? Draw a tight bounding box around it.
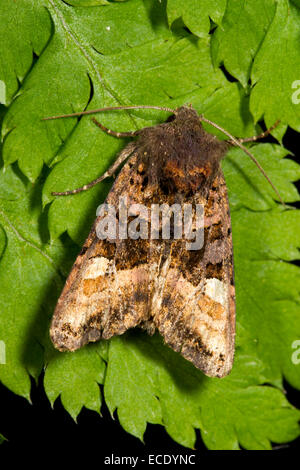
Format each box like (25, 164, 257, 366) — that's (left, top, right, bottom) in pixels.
(50, 106, 236, 378)
(151, 170, 235, 377)
(50, 145, 153, 351)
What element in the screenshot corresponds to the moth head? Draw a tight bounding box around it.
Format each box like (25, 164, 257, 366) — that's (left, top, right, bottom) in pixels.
(173, 105, 201, 126)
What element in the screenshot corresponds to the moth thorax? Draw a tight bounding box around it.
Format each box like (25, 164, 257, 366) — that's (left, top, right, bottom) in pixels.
(161, 157, 220, 195)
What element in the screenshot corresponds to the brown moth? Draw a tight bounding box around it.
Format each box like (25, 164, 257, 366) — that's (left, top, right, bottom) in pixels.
(46, 105, 281, 378)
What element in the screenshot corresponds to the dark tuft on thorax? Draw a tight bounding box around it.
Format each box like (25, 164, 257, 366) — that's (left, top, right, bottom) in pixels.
(136, 106, 228, 195)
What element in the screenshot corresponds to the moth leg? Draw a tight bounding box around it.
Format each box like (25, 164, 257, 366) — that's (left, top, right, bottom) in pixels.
(51, 141, 137, 196)
(226, 119, 280, 145)
(92, 117, 138, 138)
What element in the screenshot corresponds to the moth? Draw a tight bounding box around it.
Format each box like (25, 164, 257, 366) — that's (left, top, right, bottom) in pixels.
(45, 105, 281, 378)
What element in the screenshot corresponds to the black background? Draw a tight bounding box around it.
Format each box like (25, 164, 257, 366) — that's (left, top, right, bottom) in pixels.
(0, 128, 299, 457)
(0, 375, 299, 457)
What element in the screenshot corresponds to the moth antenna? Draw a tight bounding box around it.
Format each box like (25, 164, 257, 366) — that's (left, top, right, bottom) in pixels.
(92, 117, 137, 138)
(199, 115, 286, 207)
(42, 105, 175, 121)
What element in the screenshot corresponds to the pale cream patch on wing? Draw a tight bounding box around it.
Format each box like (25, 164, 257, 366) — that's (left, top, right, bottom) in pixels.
(83, 256, 110, 279)
(58, 265, 149, 332)
(79, 265, 149, 317)
(204, 278, 228, 308)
